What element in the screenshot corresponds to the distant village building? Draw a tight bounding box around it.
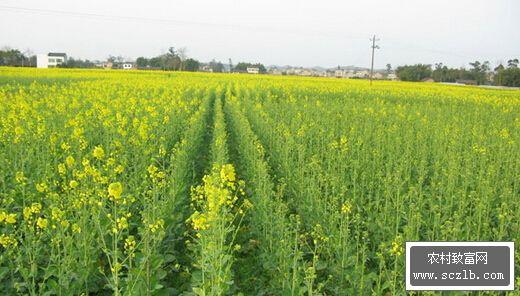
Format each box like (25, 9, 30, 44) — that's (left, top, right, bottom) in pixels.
(387, 73, 397, 80)
(372, 72, 384, 79)
(268, 68, 283, 75)
(335, 69, 345, 78)
(200, 65, 213, 72)
(36, 53, 67, 68)
(354, 70, 370, 78)
(421, 77, 435, 83)
(122, 63, 134, 70)
(102, 62, 113, 69)
(95, 62, 113, 69)
(298, 69, 311, 76)
(246, 67, 260, 74)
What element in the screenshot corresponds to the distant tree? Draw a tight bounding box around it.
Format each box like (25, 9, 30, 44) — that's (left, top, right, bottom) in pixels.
(386, 63, 392, 74)
(160, 47, 181, 70)
(432, 63, 467, 82)
(184, 58, 200, 72)
(149, 57, 162, 68)
(503, 68, 520, 86)
(234, 62, 266, 73)
(469, 60, 490, 85)
(432, 63, 444, 82)
(107, 55, 124, 67)
(62, 57, 95, 68)
(234, 62, 249, 72)
(29, 55, 37, 67)
(507, 58, 518, 68)
(395, 64, 432, 81)
(22, 49, 33, 67)
(494, 64, 505, 85)
(0, 47, 25, 66)
(494, 60, 520, 87)
(494, 64, 505, 72)
(177, 47, 187, 71)
(255, 63, 267, 74)
(136, 57, 149, 68)
(209, 59, 224, 72)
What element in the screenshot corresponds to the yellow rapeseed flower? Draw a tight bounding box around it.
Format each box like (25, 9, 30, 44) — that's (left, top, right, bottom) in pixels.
(116, 217, 128, 230)
(15, 171, 27, 184)
(69, 180, 79, 189)
(124, 235, 136, 255)
(37, 217, 48, 230)
(0, 234, 18, 248)
(65, 155, 75, 167)
(390, 235, 403, 256)
(115, 165, 124, 174)
(72, 223, 81, 233)
(108, 182, 123, 199)
(58, 163, 66, 175)
(341, 201, 352, 214)
(5, 213, 17, 224)
(93, 146, 105, 159)
(220, 164, 236, 183)
(36, 182, 48, 193)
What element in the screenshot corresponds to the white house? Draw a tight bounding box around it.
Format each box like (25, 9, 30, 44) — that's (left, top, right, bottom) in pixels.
(246, 67, 260, 74)
(122, 63, 134, 70)
(387, 73, 397, 80)
(334, 69, 345, 78)
(200, 65, 213, 72)
(334, 69, 356, 78)
(37, 53, 67, 68)
(372, 72, 384, 79)
(354, 70, 370, 78)
(268, 68, 283, 75)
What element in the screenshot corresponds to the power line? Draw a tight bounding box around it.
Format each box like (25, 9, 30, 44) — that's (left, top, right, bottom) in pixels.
(0, 5, 237, 29)
(0, 5, 366, 40)
(1, 5, 512, 66)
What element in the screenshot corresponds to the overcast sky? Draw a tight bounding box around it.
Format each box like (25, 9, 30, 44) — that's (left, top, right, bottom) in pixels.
(1, 0, 518, 68)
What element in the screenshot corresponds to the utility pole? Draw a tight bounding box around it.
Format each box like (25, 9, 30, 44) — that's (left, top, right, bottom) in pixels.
(369, 35, 380, 85)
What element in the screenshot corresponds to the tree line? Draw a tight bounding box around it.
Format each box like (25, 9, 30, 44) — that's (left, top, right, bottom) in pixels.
(2, 45, 517, 86)
(395, 59, 519, 87)
(1, 46, 267, 74)
(0, 47, 36, 67)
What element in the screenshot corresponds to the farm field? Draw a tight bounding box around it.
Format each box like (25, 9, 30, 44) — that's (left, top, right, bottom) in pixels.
(0, 67, 518, 295)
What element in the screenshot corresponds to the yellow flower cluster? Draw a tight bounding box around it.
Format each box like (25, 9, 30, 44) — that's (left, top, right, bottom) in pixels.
(147, 164, 166, 185)
(330, 136, 348, 153)
(0, 211, 17, 224)
(390, 235, 403, 256)
(0, 234, 18, 248)
(116, 217, 128, 231)
(108, 182, 123, 200)
(310, 223, 330, 245)
(189, 164, 246, 234)
(93, 146, 105, 159)
(50, 207, 70, 228)
(145, 218, 165, 233)
(15, 171, 27, 185)
(341, 201, 352, 215)
(65, 155, 75, 167)
(23, 203, 42, 221)
(36, 217, 48, 230)
(35, 182, 49, 193)
(72, 223, 82, 233)
(220, 164, 236, 183)
(124, 235, 136, 256)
